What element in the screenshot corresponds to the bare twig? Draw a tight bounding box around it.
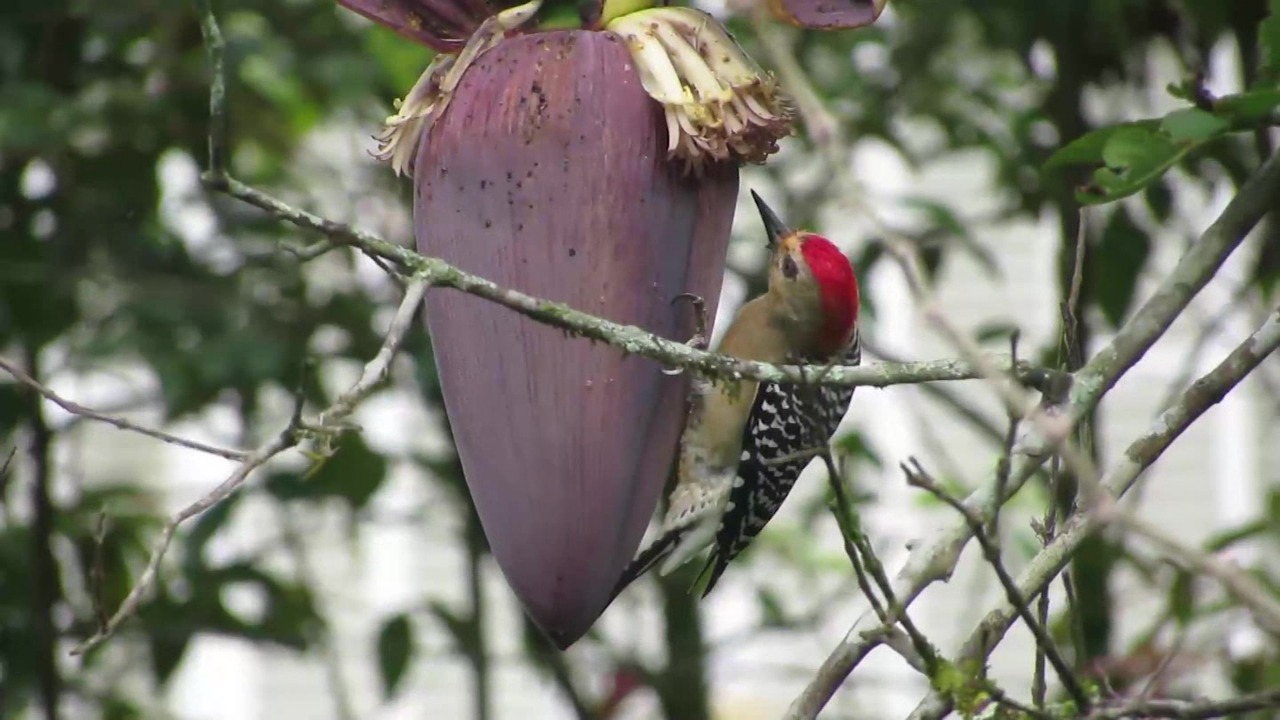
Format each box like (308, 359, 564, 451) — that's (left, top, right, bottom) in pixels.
(70, 426, 296, 655)
(89, 512, 110, 630)
(903, 458, 1091, 711)
(70, 278, 434, 655)
(820, 447, 939, 674)
(878, 229, 1103, 496)
(1063, 210, 1088, 369)
(819, 449, 888, 622)
(193, 0, 226, 175)
(275, 504, 358, 720)
(902, 307, 1280, 720)
(0, 446, 15, 507)
(1093, 499, 1280, 635)
(213, 174, 1039, 390)
(0, 357, 248, 462)
(984, 691, 1056, 720)
(1088, 688, 1280, 719)
(1032, 499, 1056, 709)
(992, 331, 1023, 535)
(786, 151, 1280, 719)
(314, 277, 429, 432)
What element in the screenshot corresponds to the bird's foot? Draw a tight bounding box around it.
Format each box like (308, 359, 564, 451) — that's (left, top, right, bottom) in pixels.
(672, 292, 709, 350)
(662, 293, 709, 376)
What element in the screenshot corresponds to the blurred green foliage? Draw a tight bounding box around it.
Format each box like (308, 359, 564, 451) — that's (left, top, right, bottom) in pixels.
(0, 0, 428, 716)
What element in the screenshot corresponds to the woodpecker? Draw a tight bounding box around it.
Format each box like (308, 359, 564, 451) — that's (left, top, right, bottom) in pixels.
(613, 190, 861, 598)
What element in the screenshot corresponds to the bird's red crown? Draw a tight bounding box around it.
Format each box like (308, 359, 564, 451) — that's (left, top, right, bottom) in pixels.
(798, 232, 859, 355)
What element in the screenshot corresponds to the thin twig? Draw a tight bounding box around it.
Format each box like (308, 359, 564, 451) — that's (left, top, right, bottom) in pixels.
(89, 512, 110, 630)
(0, 446, 15, 511)
(314, 277, 429, 431)
(275, 504, 358, 720)
(70, 427, 296, 655)
(193, 0, 226, 175)
(983, 685, 1057, 720)
(1138, 629, 1193, 701)
(879, 229, 1103, 497)
(70, 279, 434, 655)
(784, 151, 1280, 720)
(1088, 688, 1280, 719)
(1063, 210, 1088, 369)
(901, 307, 1280, 720)
(0, 357, 248, 462)
(821, 445, 939, 673)
(991, 331, 1023, 536)
(903, 458, 1091, 711)
(1031, 485, 1057, 709)
(820, 450, 888, 622)
(1093, 498, 1280, 635)
(213, 175, 1040, 390)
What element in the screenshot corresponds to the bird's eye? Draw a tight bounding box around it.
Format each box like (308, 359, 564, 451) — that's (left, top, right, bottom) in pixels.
(781, 256, 799, 279)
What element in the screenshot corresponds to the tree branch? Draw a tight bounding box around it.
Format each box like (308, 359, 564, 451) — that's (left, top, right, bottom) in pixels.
(904, 306, 1280, 720)
(70, 421, 296, 655)
(1093, 499, 1280, 635)
(784, 148, 1280, 718)
(902, 458, 1091, 711)
(1065, 152, 1280, 421)
(70, 278, 432, 655)
(210, 174, 1042, 390)
(0, 357, 248, 462)
(1087, 688, 1280, 719)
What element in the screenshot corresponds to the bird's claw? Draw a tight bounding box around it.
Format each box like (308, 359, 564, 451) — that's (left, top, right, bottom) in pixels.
(670, 293, 709, 346)
(662, 293, 710, 375)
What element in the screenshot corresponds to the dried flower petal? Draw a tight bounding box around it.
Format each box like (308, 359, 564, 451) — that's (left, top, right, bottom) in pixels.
(765, 0, 888, 30)
(373, 0, 544, 176)
(338, 0, 492, 52)
(607, 7, 794, 174)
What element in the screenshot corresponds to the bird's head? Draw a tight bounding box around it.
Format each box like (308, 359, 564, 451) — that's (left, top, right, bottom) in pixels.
(751, 190, 860, 358)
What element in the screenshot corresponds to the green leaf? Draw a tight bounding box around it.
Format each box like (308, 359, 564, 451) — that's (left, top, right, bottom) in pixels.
(1043, 121, 1158, 170)
(757, 588, 789, 628)
(1076, 126, 1184, 205)
(1170, 569, 1196, 627)
(1093, 207, 1152, 328)
(427, 600, 478, 650)
(1143, 178, 1173, 223)
(377, 614, 414, 698)
(1046, 101, 1251, 205)
(1214, 88, 1280, 124)
(266, 433, 388, 509)
(1159, 108, 1229, 143)
(1257, 0, 1280, 87)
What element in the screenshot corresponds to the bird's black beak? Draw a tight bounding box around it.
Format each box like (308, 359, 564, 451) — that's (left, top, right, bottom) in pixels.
(750, 190, 791, 248)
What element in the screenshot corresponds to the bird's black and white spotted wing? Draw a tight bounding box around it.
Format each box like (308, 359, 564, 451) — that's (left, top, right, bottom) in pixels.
(698, 330, 861, 595)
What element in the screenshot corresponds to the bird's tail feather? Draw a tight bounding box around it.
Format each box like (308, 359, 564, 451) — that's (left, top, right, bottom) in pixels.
(609, 531, 681, 601)
(695, 553, 729, 598)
